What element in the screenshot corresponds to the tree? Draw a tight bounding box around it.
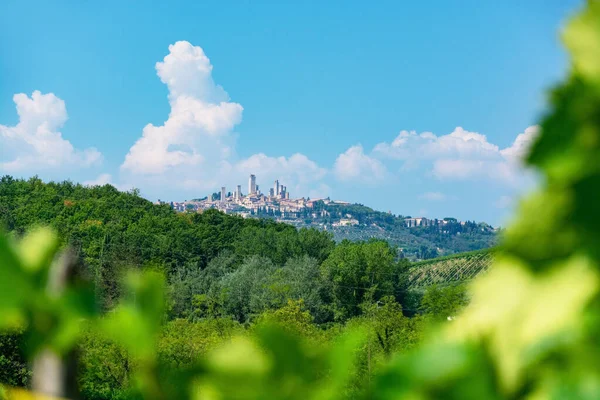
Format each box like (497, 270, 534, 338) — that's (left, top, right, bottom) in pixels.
(360, 295, 405, 356)
(255, 300, 318, 340)
(270, 256, 331, 323)
(321, 240, 399, 321)
(419, 284, 468, 320)
(78, 330, 132, 400)
(219, 256, 279, 322)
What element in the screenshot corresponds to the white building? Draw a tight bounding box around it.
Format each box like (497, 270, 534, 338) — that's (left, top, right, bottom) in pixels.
(333, 218, 359, 227)
(405, 217, 434, 227)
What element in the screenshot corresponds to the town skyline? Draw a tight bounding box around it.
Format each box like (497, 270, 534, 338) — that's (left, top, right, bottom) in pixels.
(161, 173, 487, 230)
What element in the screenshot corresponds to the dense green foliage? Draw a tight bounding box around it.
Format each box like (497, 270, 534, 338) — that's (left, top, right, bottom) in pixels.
(0, 331, 30, 388)
(0, 176, 426, 329)
(0, 227, 436, 399)
(321, 240, 407, 321)
(0, 177, 340, 316)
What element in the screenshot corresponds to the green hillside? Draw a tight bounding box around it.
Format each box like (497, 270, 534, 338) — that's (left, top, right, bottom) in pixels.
(275, 201, 498, 259)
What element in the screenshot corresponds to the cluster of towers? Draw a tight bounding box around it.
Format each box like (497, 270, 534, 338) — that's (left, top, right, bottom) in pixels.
(271, 179, 288, 199)
(219, 175, 290, 203)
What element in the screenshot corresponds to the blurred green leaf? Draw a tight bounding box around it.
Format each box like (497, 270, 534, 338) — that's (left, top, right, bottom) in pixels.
(314, 327, 365, 400)
(564, 1, 600, 85)
(16, 227, 59, 274)
(101, 271, 165, 343)
(0, 234, 30, 328)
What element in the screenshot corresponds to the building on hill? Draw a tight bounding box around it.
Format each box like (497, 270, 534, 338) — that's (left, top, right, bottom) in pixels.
(405, 217, 432, 227)
(248, 174, 256, 195)
(332, 218, 359, 227)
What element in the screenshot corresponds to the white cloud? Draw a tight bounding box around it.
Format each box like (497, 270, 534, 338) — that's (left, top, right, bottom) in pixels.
(500, 125, 539, 163)
(419, 191, 447, 201)
(120, 41, 325, 196)
(333, 145, 387, 183)
(156, 41, 229, 104)
(121, 41, 243, 176)
(0, 91, 102, 171)
(373, 127, 498, 161)
(372, 126, 539, 186)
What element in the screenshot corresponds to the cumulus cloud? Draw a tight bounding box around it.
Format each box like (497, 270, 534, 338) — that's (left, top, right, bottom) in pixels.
(121, 41, 243, 175)
(374, 127, 500, 161)
(372, 126, 539, 186)
(0, 91, 102, 171)
(156, 41, 229, 103)
(333, 145, 387, 183)
(500, 125, 539, 163)
(120, 41, 325, 196)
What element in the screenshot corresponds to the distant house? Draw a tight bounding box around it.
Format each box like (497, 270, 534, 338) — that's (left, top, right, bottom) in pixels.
(332, 218, 359, 227)
(405, 217, 432, 228)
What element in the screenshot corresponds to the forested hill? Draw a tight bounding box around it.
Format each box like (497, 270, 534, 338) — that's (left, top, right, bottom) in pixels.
(1, 176, 497, 264)
(1, 176, 414, 320)
(303, 202, 498, 259)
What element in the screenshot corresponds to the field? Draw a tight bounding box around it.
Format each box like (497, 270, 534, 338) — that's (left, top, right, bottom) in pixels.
(406, 249, 495, 290)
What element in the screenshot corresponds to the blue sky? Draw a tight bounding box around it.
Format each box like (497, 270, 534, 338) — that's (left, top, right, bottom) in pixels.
(0, 0, 583, 225)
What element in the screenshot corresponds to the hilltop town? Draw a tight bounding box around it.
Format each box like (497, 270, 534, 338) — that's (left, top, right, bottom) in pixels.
(158, 174, 472, 228)
(158, 174, 498, 259)
(159, 174, 327, 222)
